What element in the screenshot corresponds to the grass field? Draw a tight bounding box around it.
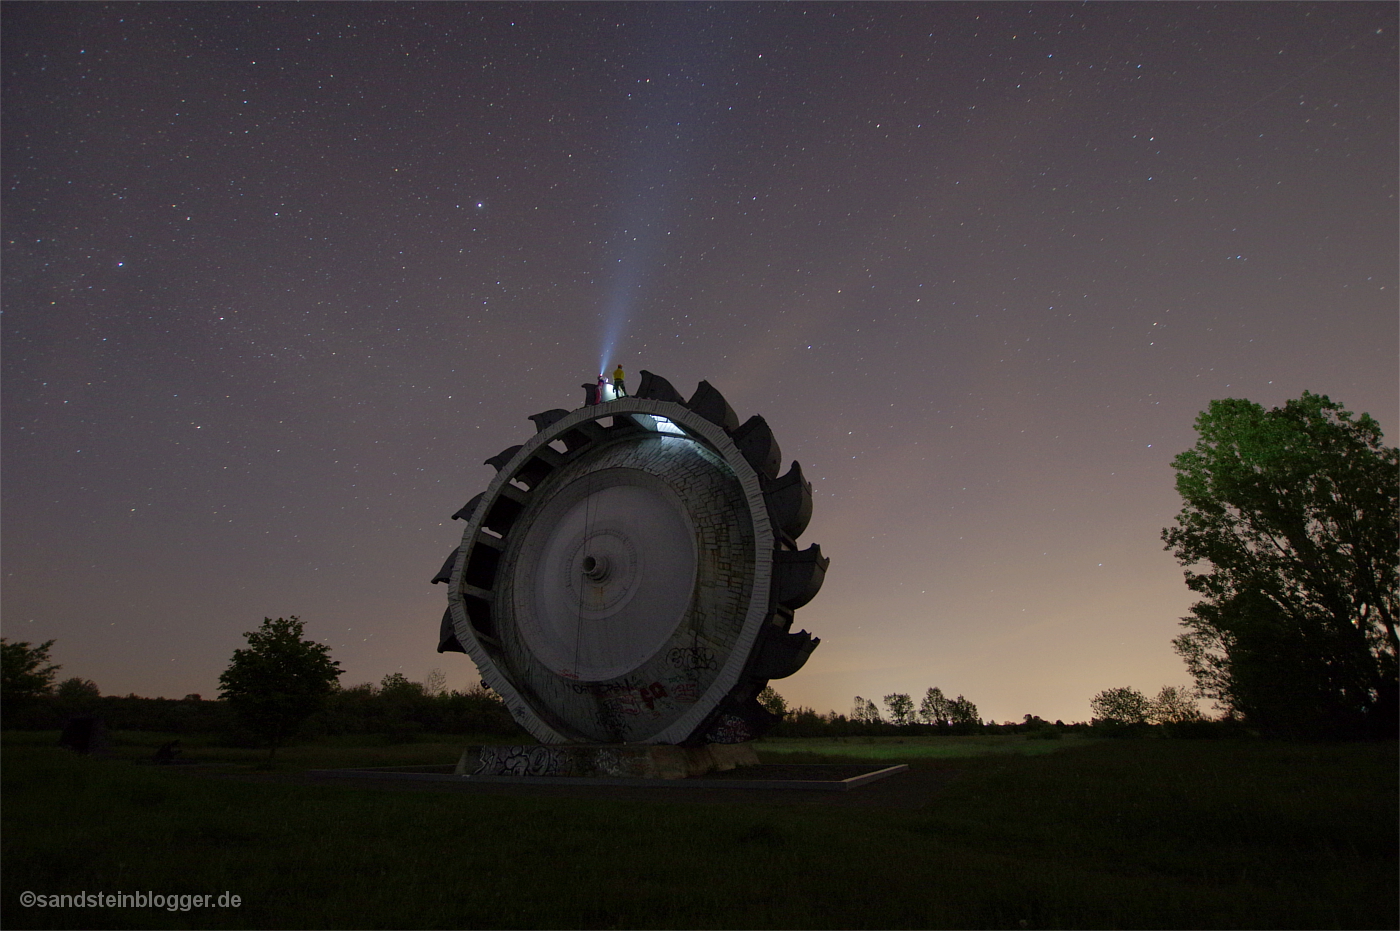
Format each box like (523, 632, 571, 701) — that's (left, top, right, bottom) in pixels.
(755, 734, 1096, 760)
(2, 731, 1395, 929)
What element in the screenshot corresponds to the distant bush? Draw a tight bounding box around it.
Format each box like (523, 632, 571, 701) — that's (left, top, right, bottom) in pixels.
(2, 681, 525, 743)
(766, 705, 1024, 739)
(2, 692, 237, 734)
(307, 681, 524, 740)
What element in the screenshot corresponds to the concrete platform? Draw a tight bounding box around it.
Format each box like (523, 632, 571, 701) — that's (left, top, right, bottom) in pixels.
(308, 761, 909, 791)
(459, 742, 759, 779)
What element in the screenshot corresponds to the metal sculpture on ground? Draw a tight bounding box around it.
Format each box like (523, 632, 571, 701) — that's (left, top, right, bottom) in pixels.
(431, 371, 827, 747)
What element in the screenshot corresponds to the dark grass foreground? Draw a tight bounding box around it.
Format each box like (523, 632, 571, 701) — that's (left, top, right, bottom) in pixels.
(2, 734, 1395, 929)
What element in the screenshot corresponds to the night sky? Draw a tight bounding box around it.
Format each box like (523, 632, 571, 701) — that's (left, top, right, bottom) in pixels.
(4, 2, 1395, 724)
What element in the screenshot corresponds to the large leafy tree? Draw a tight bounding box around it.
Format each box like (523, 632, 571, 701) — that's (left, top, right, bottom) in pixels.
(1090, 686, 1150, 725)
(947, 694, 980, 728)
(1162, 392, 1398, 737)
(1147, 685, 1204, 726)
(883, 692, 916, 726)
(1, 638, 60, 710)
(919, 686, 953, 725)
(218, 617, 343, 760)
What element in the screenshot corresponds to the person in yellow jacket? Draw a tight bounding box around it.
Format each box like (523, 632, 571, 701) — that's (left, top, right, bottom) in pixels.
(612, 364, 627, 397)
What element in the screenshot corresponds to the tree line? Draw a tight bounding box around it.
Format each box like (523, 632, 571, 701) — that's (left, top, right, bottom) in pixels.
(754, 683, 1225, 739)
(3, 632, 1224, 748)
(1, 629, 524, 759)
(5, 391, 1393, 749)
(755, 686, 990, 737)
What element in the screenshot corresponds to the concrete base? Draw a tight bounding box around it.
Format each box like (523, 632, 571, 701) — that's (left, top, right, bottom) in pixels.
(457, 742, 760, 780)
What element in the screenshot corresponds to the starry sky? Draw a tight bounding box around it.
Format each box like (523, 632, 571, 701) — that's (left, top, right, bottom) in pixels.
(4, 2, 1396, 724)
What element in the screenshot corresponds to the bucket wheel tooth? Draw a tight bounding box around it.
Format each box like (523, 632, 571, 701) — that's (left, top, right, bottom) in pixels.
(437, 608, 467, 654)
(434, 374, 827, 745)
(686, 380, 741, 431)
(732, 415, 782, 480)
(773, 544, 829, 610)
(484, 445, 523, 472)
(636, 370, 686, 403)
(751, 627, 820, 680)
(765, 461, 813, 540)
(529, 409, 570, 432)
(430, 548, 458, 585)
(451, 492, 485, 523)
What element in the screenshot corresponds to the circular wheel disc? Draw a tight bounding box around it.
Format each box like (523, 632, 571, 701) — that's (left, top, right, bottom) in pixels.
(512, 470, 698, 682)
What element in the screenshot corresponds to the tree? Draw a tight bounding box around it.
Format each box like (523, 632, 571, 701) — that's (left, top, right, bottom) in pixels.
(379, 672, 423, 696)
(882, 692, 915, 726)
(1090, 687, 1150, 725)
(218, 617, 342, 761)
(757, 685, 788, 719)
(54, 677, 102, 715)
(1148, 685, 1203, 725)
(56, 677, 101, 701)
(784, 705, 826, 737)
(948, 694, 980, 727)
(851, 695, 882, 725)
(377, 672, 429, 741)
(1162, 392, 1398, 737)
(1, 638, 60, 709)
(423, 668, 448, 697)
(919, 686, 953, 726)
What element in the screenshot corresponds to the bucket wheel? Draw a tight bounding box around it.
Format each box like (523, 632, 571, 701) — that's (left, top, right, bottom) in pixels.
(431, 372, 826, 745)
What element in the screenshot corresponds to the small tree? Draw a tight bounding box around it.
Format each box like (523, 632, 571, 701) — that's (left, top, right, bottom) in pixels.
(757, 685, 789, 719)
(851, 695, 882, 725)
(377, 672, 429, 741)
(56, 677, 101, 702)
(54, 677, 102, 715)
(1090, 686, 1150, 725)
(883, 692, 915, 726)
(218, 617, 342, 762)
(919, 686, 953, 726)
(380, 672, 423, 696)
(784, 705, 826, 737)
(1, 638, 60, 711)
(423, 668, 448, 697)
(444, 684, 521, 736)
(1148, 685, 1204, 725)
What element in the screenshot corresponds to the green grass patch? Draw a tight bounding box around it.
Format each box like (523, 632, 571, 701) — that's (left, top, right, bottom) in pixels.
(3, 736, 1394, 929)
(754, 734, 1098, 761)
(6, 729, 515, 771)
